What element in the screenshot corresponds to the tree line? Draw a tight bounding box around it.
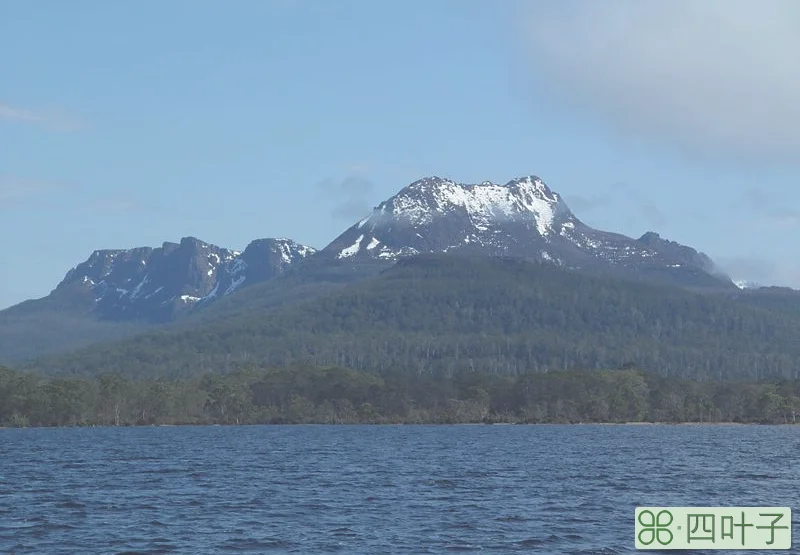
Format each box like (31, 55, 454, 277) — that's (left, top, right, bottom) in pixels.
(3, 364, 800, 427)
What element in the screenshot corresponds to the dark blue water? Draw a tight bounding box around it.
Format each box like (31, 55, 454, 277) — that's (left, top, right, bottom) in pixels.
(1, 424, 797, 554)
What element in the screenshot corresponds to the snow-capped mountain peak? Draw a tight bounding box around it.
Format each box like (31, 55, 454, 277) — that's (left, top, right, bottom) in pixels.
(322, 174, 734, 290)
(374, 175, 565, 236)
(325, 175, 577, 262)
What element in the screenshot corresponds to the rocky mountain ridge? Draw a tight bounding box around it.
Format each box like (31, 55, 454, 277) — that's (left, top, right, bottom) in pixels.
(55, 237, 316, 322)
(3, 173, 733, 330)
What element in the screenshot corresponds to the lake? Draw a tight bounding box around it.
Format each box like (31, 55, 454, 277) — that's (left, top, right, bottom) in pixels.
(1, 424, 797, 554)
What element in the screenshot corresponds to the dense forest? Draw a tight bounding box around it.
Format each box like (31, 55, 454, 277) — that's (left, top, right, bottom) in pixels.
(27, 255, 800, 381)
(3, 364, 800, 427)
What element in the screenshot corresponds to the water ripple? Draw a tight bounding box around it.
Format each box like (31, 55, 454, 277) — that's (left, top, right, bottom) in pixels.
(1, 424, 797, 554)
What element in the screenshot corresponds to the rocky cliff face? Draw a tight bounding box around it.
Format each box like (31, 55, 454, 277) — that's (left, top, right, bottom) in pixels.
(56, 237, 315, 321)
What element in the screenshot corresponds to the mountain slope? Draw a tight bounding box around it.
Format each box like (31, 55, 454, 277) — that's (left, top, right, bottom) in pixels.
(26, 254, 800, 381)
(0, 236, 316, 364)
(0, 288, 147, 364)
(321, 176, 732, 289)
(193, 238, 316, 308)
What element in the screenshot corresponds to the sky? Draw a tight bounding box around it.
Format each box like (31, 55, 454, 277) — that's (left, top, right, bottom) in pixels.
(2, 0, 800, 309)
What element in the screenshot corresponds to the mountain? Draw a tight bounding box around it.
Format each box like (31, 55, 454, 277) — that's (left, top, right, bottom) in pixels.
(55, 237, 237, 323)
(0, 173, 739, 364)
(25, 254, 800, 381)
(0, 236, 315, 363)
(320, 176, 733, 289)
(55, 236, 316, 322)
(193, 238, 316, 308)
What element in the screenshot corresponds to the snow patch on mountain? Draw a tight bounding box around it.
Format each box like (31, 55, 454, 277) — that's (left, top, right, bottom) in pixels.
(734, 279, 762, 290)
(201, 283, 220, 302)
(330, 176, 568, 260)
(379, 176, 558, 235)
(339, 235, 364, 258)
(130, 276, 149, 299)
(225, 275, 247, 295)
(229, 258, 247, 274)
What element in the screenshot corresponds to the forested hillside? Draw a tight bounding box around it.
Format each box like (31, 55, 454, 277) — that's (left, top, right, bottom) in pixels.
(27, 255, 800, 381)
(0, 285, 148, 364)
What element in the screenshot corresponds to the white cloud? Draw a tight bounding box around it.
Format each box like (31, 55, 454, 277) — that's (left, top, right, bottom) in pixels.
(525, 1, 800, 164)
(0, 102, 82, 131)
(317, 175, 376, 221)
(89, 192, 158, 213)
(0, 177, 70, 207)
(731, 188, 800, 230)
(0, 104, 47, 125)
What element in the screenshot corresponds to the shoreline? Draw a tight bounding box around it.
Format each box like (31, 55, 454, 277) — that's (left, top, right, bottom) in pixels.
(1, 421, 793, 429)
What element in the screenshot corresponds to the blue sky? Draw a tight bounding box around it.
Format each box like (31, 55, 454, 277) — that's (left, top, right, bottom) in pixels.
(2, 0, 800, 309)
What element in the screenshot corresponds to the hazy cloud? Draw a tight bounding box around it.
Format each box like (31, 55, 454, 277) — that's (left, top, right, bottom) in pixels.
(1, 179, 153, 214)
(638, 205, 668, 228)
(525, 1, 800, 164)
(566, 182, 668, 227)
(318, 175, 376, 221)
(0, 177, 72, 208)
(90, 195, 156, 214)
(0, 102, 83, 131)
(717, 256, 800, 288)
(0, 104, 46, 125)
(266, 0, 344, 17)
(564, 193, 612, 213)
(734, 188, 800, 229)
(609, 182, 669, 227)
